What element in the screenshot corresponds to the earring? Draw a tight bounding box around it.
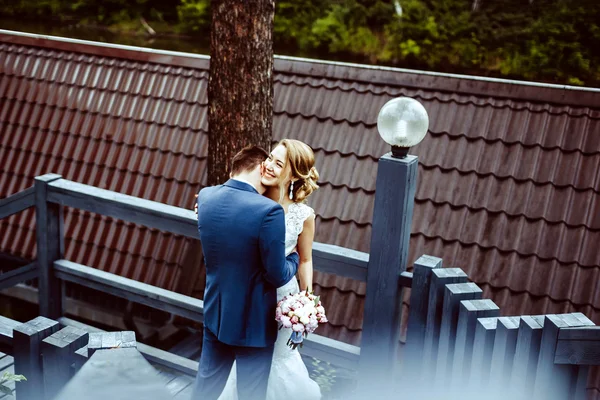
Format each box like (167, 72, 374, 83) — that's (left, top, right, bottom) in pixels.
(289, 181, 294, 200)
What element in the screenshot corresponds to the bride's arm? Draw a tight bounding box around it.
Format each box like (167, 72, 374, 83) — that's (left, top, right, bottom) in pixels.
(297, 213, 316, 292)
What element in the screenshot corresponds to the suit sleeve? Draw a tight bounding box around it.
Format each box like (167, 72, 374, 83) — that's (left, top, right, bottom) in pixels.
(258, 204, 299, 287)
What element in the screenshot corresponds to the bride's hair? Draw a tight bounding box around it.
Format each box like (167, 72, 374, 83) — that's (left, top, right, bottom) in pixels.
(276, 139, 319, 204)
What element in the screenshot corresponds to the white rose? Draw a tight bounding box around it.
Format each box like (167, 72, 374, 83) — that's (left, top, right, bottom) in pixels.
(300, 296, 311, 305)
(300, 316, 310, 325)
(316, 306, 325, 314)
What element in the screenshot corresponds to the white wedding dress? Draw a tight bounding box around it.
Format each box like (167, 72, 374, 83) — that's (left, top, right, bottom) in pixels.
(218, 202, 322, 400)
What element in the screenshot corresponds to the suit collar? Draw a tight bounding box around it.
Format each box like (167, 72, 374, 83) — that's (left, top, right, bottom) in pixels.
(224, 178, 259, 194)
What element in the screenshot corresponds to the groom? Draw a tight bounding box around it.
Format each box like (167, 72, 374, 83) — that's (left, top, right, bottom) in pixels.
(193, 145, 299, 400)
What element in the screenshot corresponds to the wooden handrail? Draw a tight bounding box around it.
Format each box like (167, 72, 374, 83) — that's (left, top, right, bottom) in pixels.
(47, 179, 199, 239)
(0, 186, 35, 219)
(54, 260, 205, 323)
(0, 262, 38, 291)
(45, 178, 380, 283)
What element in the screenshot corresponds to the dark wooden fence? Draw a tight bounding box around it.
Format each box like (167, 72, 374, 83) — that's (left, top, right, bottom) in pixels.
(401, 257, 600, 399)
(2, 174, 600, 400)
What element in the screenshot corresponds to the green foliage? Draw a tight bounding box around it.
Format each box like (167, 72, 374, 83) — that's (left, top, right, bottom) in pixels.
(176, 0, 209, 33)
(0, 372, 27, 396)
(0, 0, 598, 86)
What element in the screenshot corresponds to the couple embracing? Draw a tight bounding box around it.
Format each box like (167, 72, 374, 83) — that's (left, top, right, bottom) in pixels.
(192, 139, 322, 400)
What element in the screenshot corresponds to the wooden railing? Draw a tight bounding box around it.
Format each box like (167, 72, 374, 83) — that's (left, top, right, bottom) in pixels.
(4, 174, 599, 399)
(398, 256, 600, 400)
(0, 174, 366, 373)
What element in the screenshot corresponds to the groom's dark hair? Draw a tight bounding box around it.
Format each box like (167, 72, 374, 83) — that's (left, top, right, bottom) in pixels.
(230, 145, 269, 176)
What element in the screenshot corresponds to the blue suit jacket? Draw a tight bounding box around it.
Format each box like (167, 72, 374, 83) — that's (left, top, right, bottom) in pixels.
(197, 179, 299, 347)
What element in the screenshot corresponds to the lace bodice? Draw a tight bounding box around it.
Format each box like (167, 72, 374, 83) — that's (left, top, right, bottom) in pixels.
(278, 202, 314, 301)
(284, 202, 314, 256)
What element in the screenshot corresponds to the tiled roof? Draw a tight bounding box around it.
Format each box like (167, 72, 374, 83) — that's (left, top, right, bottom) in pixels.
(1, 30, 600, 388)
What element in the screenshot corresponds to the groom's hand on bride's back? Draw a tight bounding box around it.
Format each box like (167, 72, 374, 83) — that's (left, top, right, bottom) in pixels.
(193, 194, 198, 216)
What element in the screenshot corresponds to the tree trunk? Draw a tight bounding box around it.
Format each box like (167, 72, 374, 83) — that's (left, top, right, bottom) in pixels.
(207, 0, 275, 186)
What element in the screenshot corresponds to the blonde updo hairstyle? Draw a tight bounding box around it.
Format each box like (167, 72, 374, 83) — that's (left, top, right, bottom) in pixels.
(276, 139, 319, 204)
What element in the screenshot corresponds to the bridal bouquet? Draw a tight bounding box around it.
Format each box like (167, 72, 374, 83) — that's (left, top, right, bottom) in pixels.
(275, 290, 328, 350)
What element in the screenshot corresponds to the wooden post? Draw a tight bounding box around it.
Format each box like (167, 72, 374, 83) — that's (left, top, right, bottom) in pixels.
(553, 324, 600, 399)
(488, 316, 520, 396)
(403, 255, 442, 378)
(358, 154, 418, 394)
(13, 317, 60, 400)
(508, 315, 544, 397)
(435, 282, 482, 386)
(41, 326, 89, 400)
(469, 317, 498, 391)
(35, 173, 64, 319)
(450, 299, 499, 388)
(422, 268, 468, 376)
(533, 314, 594, 400)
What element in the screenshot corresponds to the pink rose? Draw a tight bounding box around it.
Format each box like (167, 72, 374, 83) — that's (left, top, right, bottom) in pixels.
(292, 323, 305, 333)
(319, 315, 328, 324)
(280, 316, 292, 328)
(275, 309, 283, 319)
(291, 316, 299, 324)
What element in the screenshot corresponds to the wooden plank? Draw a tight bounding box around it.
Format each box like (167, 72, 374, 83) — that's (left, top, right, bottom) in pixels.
(54, 259, 205, 323)
(47, 179, 199, 239)
(451, 299, 499, 387)
(59, 317, 199, 376)
(174, 384, 194, 399)
(555, 339, 600, 365)
(13, 316, 60, 400)
(165, 374, 194, 396)
(509, 315, 544, 398)
(312, 242, 368, 281)
(56, 348, 176, 400)
(488, 316, 520, 391)
(0, 262, 38, 291)
(0, 315, 20, 348)
(469, 317, 498, 390)
(35, 173, 65, 319)
(0, 186, 35, 219)
(422, 268, 468, 376)
(404, 255, 443, 378)
(358, 155, 418, 395)
(435, 282, 482, 386)
(558, 326, 600, 341)
(41, 325, 89, 400)
(88, 331, 136, 357)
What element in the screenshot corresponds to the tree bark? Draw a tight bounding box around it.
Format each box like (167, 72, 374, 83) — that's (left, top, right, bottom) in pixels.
(207, 0, 275, 186)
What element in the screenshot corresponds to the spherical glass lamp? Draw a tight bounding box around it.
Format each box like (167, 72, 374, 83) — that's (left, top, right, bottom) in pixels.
(377, 97, 429, 158)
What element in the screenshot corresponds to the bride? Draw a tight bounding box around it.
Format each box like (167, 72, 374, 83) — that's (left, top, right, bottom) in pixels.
(218, 139, 322, 400)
